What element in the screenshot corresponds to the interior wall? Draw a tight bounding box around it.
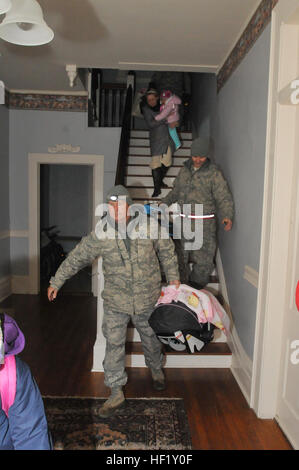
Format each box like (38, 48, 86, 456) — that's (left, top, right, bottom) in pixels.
(9, 109, 121, 278)
(191, 73, 217, 153)
(214, 23, 272, 359)
(0, 103, 10, 281)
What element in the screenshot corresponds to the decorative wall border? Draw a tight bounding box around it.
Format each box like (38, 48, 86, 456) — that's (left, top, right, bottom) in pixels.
(6, 91, 88, 112)
(217, 0, 279, 92)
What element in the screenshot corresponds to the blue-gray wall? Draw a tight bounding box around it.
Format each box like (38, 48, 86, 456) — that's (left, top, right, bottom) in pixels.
(191, 73, 217, 149)
(0, 104, 10, 279)
(214, 24, 271, 359)
(9, 109, 121, 276)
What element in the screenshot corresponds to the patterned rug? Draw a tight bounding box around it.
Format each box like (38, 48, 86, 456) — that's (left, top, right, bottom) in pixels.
(43, 397, 192, 450)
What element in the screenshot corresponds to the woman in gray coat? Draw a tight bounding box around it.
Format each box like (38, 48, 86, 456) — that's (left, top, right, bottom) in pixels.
(141, 89, 175, 197)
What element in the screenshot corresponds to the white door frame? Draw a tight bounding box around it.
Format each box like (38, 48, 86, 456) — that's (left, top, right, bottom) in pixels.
(28, 153, 104, 295)
(251, 0, 299, 421)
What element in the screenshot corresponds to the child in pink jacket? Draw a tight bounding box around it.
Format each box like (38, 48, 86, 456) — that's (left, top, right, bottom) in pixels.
(154, 90, 182, 150)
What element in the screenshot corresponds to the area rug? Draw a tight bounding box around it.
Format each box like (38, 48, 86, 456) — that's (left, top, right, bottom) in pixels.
(43, 396, 192, 450)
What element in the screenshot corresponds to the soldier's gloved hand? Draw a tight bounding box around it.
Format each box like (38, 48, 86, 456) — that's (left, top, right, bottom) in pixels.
(222, 218, 233, 232)
(48, 286, 58, 302)
(169, 280, 180, 289)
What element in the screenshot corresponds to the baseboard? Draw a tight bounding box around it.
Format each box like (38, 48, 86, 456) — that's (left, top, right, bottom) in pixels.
(11, 275, 31, 294)
(228, 327, 253, 405)
(125, 353, 232, 368)
(216, 250, 253, 405)
(0, 276, 12, 302)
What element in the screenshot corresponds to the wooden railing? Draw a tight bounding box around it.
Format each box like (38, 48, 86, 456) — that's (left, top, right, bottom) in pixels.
(87, 69, 128, 127)
(114, 85, 133, 186)
(99, 83, 127, 127)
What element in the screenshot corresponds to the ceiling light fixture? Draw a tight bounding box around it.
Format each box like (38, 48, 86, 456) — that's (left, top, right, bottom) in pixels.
(0, 0, 12, 15)
(0, 0, 54, 46)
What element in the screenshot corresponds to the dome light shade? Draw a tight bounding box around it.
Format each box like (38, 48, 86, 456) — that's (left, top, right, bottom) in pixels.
(0, 0, 54, 46)
(0, 0, 12, 15)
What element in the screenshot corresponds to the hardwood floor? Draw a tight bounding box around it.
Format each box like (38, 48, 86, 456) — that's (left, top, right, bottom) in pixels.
(0, 293, 292, 450)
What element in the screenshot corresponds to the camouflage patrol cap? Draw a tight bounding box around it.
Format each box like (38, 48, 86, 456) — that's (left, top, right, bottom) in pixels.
(191, 137, 210, 157)
(106, 185, 133, 205)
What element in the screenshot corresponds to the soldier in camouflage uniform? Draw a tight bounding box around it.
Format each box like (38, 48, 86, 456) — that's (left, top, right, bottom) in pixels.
(47, 185, 180, 418)
(161, 137, 234, 289)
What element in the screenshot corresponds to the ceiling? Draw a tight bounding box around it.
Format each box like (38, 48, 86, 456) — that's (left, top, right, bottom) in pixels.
(0, 0, 261, 92)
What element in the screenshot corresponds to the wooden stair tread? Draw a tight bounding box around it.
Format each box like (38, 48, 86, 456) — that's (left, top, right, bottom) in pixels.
(128, 154, 188, 158)
(126, 341, 231, 356)
(130, 145, 191, 150)
(127, 185, 174, 189)
(126, 164, 183, 167)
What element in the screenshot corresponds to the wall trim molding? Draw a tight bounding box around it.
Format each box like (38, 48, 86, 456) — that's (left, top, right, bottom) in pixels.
(48, 144, 81, 154)
(0, 231, 10, 240)
(0, 275, 32, 300)
(0, 230, 29, 240)
(216, 250, 253, 405)
(6, 90, 88, 112)
(11, 275, 30, 294)
(0, 276, 11, 303)
(217, 0, 279, 92)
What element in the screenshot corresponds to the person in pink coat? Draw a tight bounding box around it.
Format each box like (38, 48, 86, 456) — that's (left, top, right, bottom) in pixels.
(154, 90, 182, 150)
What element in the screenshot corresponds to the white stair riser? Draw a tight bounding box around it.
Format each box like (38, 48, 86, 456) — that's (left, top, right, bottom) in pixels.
(128, 156, 188, 166)
(131, 130, 192, 140)
(130, 139, 192, 148)
(126, 166, 181, 176)
(125, 354, 232, 368)
(127, 327, 227, 343)
(129, 146, 191, 157)
(125, 176, 175, 187)
(128, 187, 172, 199)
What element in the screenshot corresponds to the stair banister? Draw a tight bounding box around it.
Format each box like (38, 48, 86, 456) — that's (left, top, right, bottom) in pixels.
(115, 84, 133, 186)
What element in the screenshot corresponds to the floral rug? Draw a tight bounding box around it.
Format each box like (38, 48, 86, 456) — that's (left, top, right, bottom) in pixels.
(43, 396, 192, 450)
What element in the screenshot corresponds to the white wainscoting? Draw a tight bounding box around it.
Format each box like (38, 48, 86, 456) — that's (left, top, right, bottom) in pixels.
(216, 250, 253, 405)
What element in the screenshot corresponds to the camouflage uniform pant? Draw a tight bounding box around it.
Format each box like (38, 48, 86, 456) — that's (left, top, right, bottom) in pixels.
(102, 308, 163, 389)
(173, 219, 217, 288)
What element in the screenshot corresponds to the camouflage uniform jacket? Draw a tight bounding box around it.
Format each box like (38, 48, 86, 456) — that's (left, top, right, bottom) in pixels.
(161, 158, 234, 222)
(50, 218, 179, 315)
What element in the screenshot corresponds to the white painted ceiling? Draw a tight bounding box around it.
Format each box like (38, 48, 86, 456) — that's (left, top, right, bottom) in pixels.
(0, 0, 261, 92)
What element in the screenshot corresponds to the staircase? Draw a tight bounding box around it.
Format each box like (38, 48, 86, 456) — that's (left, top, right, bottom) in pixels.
(125, 130, 193, 203)
(123, 129, 232, 368)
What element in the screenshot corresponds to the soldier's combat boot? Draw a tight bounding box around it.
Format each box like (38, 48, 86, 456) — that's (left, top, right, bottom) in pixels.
(98, 387, 126, 418)
(151, 368, 166, 391)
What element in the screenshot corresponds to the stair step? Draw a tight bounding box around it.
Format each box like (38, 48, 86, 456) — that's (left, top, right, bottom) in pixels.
(129, 146, 191, 157)
(130, 130, 192, 140)
(128, 155, 188, 166)
(126, 342, 231, 355)
(130, 138, 192, 148)
(125, 176, 175, 187)
(127, 323, 225, 343)
(126, 165, 182, 177)
(125, 341, 232, 368)
(128, 187, 172, 199)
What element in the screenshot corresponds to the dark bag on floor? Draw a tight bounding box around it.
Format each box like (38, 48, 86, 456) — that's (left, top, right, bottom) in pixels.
(149, 301, 215, 354)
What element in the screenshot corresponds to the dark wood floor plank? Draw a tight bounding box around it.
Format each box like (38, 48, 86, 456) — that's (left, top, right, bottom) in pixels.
(0, 294, 292, 450)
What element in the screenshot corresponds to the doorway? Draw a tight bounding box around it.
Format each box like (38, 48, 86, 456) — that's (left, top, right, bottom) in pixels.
(28, 153, 104, 296)
(40, 163, 93, 295)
